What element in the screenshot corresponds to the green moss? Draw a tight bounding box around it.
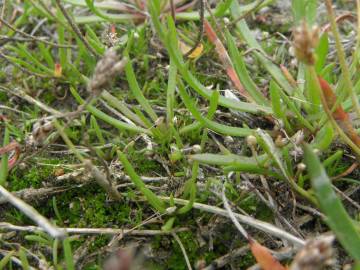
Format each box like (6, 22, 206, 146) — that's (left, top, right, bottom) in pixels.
(127, 150, 164, 175)
(47, 185, 134, 228)
(238, 252, 256, 268)
(9, 164, 54, 191)
(163, 231, 199, 270)
(0, 91, 7, 102)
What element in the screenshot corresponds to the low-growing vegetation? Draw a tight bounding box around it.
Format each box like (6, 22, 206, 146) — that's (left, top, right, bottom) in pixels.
(0, 0, 359, 269)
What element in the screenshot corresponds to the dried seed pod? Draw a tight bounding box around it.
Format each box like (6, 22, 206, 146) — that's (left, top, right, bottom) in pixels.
(87, 48, 128, 95)
(290, 235, 335, 270)
(30, 120, 54, 146)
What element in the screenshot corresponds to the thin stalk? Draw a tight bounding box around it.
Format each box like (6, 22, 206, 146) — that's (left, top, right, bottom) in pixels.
(55, 0, 100, 57)
(0, 126, 9, 185)
(184, 0, 205, 57)
(172, 232, 193, 270)
(308, 66, 360, 156)
(0, 17, 75, 48)
(54, 120, 122, 200)
(53, 120, 84, 162)
(0, 222, 188, 235)
(166, 58, 177, 126)
(357, 0, 360, 47)
(325, 0, 360, 119)
(0, 186, 65, 239)
(160, 197, 305, 247)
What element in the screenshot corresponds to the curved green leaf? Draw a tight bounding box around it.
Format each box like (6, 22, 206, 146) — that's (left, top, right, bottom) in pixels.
(117, 151, 166, 213)
(178, 81, 253, 137)
(163, 15, 272, 115)
(70, 87, 150, 135)
(303, 144, 360, 260)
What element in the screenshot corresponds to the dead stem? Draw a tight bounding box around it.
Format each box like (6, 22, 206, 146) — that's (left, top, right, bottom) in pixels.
(0, 222, 189, 236)
(160, 196, 305, 247)
(0, 17, 75, 48)
(172, 232, 193, 270)
(0, 186, 65, 239)
(54, 0, 100, 57)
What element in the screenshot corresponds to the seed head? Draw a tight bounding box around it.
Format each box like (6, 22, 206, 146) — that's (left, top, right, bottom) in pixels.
(87, 48, 128, 95)
(29, 119, 53, 146)
(292, 21, 319, 65)
(290, 235, 335, 270)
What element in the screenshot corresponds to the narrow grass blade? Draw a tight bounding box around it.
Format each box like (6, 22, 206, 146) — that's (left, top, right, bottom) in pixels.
(179, 90, 218, 134)
(149, 10, 272, 114)
(214, 0, 234, 17)
(62, 238, 75, 270)
(190, 153, 263, 167)
(230, 1, 294, 95)
(303, 144, 360, 260)
(38, 43, 55, 68)
(177, 162, 198, 214)
(166, 58, 177, 125)
(178, 81, 253, 137)
(190, 153, 282, 178)
(70, 87, 150, 135)
(53, 239, 59, 266)
(257, 129, 316, 203)
(311, 123, 334, 151)
(85, 0, 113, 21)
(256, 129, 291, 179)
(315, 33, 329, 73)
(25, 234, 51, 246)
(9, 44, 53, 74)
(18, 248, 30, 270)
(57, 21, 68, 68)
(274, 81, 315, 132)
(0, 126, 10, 185)
(304, 66, 322, 114)
(90, 115, 106, 145)
(0, 251, 15, 269)
(124, 33, 158, 122)
(117, 151, 166, 213)
(269, 80, 292, 133)
(204, 19, 251, 101)
(225, 30, 269, 105)
(292, 0, 318, 26)
(101, 91, 146, 127)
(74, 14, 144, 24)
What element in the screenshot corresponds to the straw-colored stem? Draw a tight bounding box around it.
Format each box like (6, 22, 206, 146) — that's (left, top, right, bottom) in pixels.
(325, 0, 360, 119)
(308, 66, 360, 157)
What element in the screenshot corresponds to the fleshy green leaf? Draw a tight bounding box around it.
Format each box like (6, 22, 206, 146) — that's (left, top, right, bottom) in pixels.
(303, 144, 360, 260)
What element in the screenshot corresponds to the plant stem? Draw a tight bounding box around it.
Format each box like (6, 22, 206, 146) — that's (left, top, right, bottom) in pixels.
(0, 186, 65, 239)
(308, 66, 360, 156)
(160, 196, 305, 247)
(55, 0, 100, 57)
(325, 0, 360, 119)
(53, 120, 84, 162)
